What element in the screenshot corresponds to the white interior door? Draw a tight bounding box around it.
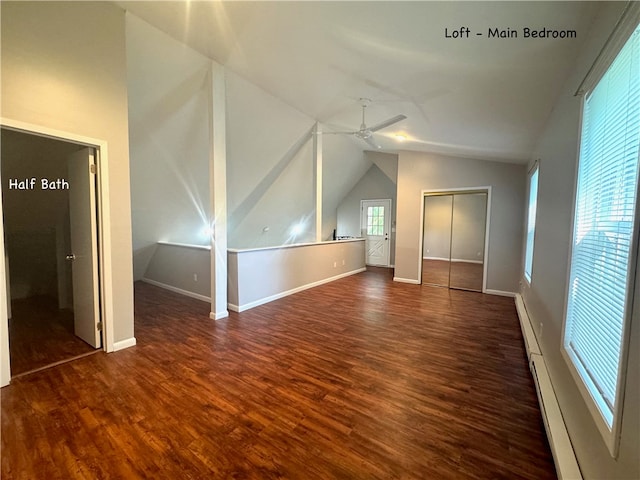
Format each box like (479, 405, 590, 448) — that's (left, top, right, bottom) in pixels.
(68, 148, 101, 348)
(361, 199, 391, 266)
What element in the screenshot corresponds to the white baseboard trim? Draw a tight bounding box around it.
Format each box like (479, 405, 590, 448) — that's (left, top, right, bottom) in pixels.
(393, 277, 421, 284)
(141, 278, 211, 303)
(229, 267, 366, 313)
(484, 289, 516, 297)
(210, 310, 229, 320)
(113, 337, 136, 351)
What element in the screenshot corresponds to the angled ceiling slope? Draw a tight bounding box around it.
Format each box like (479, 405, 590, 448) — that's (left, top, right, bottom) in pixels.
(119, 1, 600, 163)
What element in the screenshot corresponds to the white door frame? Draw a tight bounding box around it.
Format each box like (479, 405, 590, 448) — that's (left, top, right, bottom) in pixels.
(361, 198, 392, 267)
(0, 118, 115, 387)
(419, 187, 492, 293)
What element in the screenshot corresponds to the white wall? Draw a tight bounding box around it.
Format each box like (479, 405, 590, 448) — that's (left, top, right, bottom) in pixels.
(226, 71, 316, 248)
(321, 136, 373, 240)
(123, 11, 374, 253)
(368, 150, 399, 184)
(126, 14, 212, 281)
(395, 151, 525, 292)
(521, 3, 639, 478)
(226, 71, 375, 249)
(1, 2, 134, 346)
(126, 12, 375, 301)
(143, 243, 211, 301)
(228, 239, 366, 311)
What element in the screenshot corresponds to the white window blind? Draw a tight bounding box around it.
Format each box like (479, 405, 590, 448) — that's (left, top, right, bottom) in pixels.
(564, 22, 640, 438)
(524, 166, 538, 282)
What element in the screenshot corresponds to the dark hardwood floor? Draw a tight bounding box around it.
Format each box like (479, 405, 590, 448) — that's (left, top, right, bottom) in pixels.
(8, 296, 98, 376)
(1, 268, 556, 479)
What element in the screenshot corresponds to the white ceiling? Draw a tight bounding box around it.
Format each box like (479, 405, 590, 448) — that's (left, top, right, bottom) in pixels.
(118, 1, 601, 163)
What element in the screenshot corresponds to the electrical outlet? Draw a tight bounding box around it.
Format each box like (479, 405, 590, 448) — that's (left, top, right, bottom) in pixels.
(193, 273, 198, 282)
(333, 261, 337, 268)
(342, 259, 345, 266)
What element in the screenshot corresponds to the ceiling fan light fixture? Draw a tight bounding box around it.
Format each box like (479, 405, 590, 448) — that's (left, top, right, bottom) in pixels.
(323, 99, 406, 149)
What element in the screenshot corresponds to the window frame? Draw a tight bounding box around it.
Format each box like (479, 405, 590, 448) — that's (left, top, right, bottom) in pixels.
(524, 161, 539, 284)
(561, 18, 639, 457)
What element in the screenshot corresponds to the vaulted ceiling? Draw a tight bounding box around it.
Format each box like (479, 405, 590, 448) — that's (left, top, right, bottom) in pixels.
(118, 1, 601, 163)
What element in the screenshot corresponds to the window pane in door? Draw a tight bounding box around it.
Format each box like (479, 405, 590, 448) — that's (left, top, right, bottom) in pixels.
(367, 206, 385, 236)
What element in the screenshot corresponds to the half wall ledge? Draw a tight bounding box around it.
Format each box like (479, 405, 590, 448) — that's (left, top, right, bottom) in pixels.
(228, 238, 366, 312)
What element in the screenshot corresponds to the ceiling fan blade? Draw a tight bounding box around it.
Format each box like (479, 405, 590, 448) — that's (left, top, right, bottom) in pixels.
(318, 130, 358, 135)
(362, 135, 381, 150)
(369, 114, 407, 132)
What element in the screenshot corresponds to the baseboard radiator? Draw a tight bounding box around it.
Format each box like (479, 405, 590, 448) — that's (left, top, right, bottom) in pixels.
(515, 294, 582, 480)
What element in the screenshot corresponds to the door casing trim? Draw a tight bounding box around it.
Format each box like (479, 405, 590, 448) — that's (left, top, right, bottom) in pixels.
(0, 117, 115, 386)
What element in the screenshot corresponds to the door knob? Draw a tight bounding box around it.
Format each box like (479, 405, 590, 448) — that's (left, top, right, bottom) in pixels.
(65, 254, 76, 261)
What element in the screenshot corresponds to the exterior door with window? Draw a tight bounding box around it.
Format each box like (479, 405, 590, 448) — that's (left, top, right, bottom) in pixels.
(361, 199, 391, 266)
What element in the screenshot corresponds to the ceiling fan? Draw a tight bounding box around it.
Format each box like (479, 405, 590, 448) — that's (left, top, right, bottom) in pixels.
(322, 98, 407, 149)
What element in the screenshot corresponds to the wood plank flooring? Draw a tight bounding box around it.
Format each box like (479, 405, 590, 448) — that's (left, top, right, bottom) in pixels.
(1, 268, 556, 479)
(8, 296, 97, 376)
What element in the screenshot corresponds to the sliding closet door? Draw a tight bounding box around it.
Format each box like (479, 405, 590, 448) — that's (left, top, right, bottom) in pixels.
(449, 193, 487, 291)
(422, 195, 453, 287)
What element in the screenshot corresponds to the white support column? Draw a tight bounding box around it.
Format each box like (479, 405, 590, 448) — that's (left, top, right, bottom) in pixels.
(209, 62, 229, 320)
(313, 122, 323, 242)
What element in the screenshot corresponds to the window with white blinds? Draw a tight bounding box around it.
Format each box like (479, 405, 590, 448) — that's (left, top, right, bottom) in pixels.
(563, 22, 640, 452)
(524, 165, 538, 283)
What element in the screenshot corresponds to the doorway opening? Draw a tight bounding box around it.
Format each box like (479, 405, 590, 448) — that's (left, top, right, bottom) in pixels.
(420, 188, 490, 292)
(1, 128, 103, 377)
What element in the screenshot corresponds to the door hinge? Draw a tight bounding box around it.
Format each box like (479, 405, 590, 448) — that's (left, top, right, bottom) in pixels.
(97, 321, 103, 331)
(90, 164, 96, 174)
